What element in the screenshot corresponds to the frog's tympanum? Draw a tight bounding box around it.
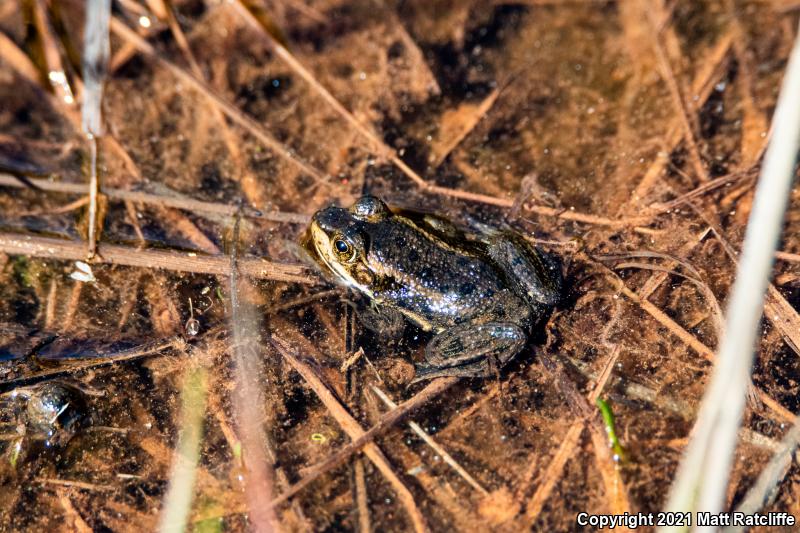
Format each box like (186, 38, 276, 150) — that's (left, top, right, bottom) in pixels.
(303, 196, 562, 382)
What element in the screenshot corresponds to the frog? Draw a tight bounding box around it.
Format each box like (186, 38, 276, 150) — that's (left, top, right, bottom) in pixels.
(302, 195, 562, 382)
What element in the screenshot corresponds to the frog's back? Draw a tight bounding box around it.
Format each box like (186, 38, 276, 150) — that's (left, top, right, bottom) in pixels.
(366, 218, 516, 331)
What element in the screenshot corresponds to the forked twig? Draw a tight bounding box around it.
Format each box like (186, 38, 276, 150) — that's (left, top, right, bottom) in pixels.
(271, 336, 430, 533)
(371, 385, 489, 496)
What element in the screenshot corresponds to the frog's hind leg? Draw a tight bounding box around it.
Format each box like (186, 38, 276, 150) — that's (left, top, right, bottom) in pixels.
(412, 322, 526, 383)
(485, 233, 563, 309)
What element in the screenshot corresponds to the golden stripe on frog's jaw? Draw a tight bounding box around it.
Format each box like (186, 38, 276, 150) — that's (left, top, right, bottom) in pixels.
(310, 222, 374, 298)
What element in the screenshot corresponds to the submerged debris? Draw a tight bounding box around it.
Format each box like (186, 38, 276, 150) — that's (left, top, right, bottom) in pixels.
(1, 382, 90, 466)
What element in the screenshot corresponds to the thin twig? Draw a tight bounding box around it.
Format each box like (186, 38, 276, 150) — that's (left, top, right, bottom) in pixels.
(626, 31, 733, 208)
(371, 385, 489, 496)
(154, 0, 259, 204)
(601, 251, 724, 336)
(0, 173, 300, 222)
(648, 2, 707, 182)
(429, 86, 502, 168)
(647, 167, 758, 215)
(31, 0, 76, 106)
(775, 250, 800, 263)
(56, 490, 94, 533)
(700, 214, 800, 363)
(267, 341, 456, 511)
(37, 478, 114, 491)
(0, 30, 40, 83)
(230, 1, 428, 188)
(0, 231, 317, 284)
(60, 281, 83, 333)
(522, 346, 623, 524)
(271, 336, 430, 533)
(354, 458, 371, 533)
(595, 261, 715, 360)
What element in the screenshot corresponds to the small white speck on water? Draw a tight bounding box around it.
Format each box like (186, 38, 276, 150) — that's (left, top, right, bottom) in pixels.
(70, 261, 96, 283)
(48, 71, 74, 104)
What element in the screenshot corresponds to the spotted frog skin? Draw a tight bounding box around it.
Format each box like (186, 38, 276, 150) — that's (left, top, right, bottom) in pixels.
(303, 196, 562, 382)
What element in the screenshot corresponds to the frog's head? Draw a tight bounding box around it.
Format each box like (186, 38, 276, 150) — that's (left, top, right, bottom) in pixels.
(303, 196, 391, 294)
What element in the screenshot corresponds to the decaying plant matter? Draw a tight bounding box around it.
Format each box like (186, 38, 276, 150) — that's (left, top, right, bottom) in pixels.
(1, 1, 800, 531)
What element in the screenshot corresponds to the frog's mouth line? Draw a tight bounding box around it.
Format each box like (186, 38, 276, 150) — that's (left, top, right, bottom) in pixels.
(309, 223, 374, 298)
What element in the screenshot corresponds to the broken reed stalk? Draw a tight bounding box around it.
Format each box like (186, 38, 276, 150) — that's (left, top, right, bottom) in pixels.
(0, 231, 317, 284)
(82, 0, 112, 259)
(86, 138, 100, 258)
(661, 21, 800, 528)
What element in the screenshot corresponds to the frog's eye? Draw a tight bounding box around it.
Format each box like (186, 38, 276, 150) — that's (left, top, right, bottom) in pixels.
(332, 236, 356, 261)
(334, 239, 349, 253)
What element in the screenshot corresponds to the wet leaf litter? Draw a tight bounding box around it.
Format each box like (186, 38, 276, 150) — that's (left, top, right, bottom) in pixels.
(0, 1, 799, 532)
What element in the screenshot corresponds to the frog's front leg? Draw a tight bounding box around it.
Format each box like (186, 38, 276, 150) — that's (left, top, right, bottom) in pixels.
(357, 300, 406, 340)
(412, 322, 527, 382)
